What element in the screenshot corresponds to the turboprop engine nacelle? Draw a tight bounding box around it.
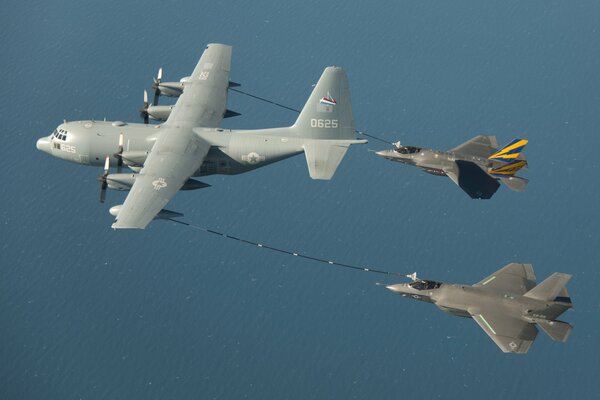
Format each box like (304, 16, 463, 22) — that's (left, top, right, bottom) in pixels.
(146, 105, 174, 121)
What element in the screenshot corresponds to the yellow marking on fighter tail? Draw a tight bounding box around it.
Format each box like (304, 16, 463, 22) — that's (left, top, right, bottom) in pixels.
(488, 139, 529, 160)
(489, 160, 527, 176)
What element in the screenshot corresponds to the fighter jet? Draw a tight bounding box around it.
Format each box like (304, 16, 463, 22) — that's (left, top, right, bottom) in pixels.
(385, 264, 573, 353)
(36, 44, 366, 229)
(375, 136, 528, 199)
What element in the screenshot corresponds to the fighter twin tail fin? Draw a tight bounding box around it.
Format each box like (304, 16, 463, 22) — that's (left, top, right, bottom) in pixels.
(489, 160, 528, 177)
(488, 138, 528, 162)
(487, 138, 529, 191)
(524, 272, 572, 303)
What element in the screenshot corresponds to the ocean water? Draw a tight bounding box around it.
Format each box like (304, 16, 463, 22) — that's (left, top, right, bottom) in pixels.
(2, 1, 600, 399)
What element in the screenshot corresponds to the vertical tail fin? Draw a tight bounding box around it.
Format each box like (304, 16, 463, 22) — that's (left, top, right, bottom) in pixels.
(524, 272, 572, 302)
(488, 138, 528, 162)
(290, 67, 366, 180)
(489, 160, 528, 177)
(292, 66, 356, 140)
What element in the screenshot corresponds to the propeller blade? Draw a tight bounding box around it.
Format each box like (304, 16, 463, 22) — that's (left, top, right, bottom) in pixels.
(104, 155, 110, 174)
(115, 133, 124, 173)
(152, 67, 163, 106)
(99, 156, 110, 203)
(140, 90, 150, 124)
(153, 87, 160, 106)
(100, 180, 107, 203)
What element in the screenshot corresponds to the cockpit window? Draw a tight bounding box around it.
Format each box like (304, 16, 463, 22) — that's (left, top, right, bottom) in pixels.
(394, 146, 421, 154)
(52, 128, 68, 141)
(409, 280, 442, 290)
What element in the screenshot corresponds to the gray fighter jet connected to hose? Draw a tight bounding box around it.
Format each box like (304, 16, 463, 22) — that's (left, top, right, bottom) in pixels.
(36, 44, 366, 229)
(375, 136, 528, 199)
(386, 264, 573, 353)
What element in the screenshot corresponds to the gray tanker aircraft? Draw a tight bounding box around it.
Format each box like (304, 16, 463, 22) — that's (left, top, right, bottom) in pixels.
(375, 136, 528, 199)
(36, 44, 366, 229)
(386, 263, 573, 353)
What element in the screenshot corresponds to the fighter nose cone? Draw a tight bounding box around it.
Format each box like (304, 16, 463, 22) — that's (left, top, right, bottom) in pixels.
(375, 150, 388, 157)
(386, 284, 404, 293)
(36, 137, 51, 154)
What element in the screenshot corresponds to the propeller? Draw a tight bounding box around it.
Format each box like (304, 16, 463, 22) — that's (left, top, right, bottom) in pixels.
(98, 156, 110, 203)
(113, 132, 124, 173)
(140, 90, 150, 124)
(151, 67, 163, 106)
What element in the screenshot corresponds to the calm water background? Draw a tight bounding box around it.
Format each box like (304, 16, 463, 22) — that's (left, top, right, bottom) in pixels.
(2, 1, 599, 399)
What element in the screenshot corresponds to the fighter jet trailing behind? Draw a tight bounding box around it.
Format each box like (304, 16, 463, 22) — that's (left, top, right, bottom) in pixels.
(36, 44, 366, 229)
(376, 136, 528, 199)
(386, 264, 573, 353)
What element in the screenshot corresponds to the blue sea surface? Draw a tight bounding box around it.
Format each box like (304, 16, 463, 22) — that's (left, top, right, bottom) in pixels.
(2, 1, 600, 399)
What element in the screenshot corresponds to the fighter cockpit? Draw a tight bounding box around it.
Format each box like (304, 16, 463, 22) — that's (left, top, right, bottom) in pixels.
(394, 146, 421, 154)
(409, 280, 442, 291)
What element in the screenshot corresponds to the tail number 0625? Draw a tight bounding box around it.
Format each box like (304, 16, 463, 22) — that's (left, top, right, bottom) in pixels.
(310, 118, 338, 128)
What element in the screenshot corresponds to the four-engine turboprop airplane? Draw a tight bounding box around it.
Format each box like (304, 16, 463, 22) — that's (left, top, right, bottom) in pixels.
(386, 263, 573, 353)
(375, 136, 528, 199)
(36, 43, 366, 229)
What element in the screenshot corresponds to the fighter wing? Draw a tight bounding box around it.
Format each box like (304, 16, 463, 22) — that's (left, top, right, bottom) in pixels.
(474, 263, 536, 294)
(469, 309, 538, 353)
(442, 160, 500, 199)
(449, 135, 499, 158)
(111, 44, 232, 229)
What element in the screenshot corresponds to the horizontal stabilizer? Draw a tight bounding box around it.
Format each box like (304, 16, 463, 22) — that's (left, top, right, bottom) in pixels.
(499, 175, 528, 192)
(537, 320, 573, 342)
(524, 273, 572, 302)
(303, 142, 349, 180)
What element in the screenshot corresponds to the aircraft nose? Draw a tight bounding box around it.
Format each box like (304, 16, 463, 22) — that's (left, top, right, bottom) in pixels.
(36, 137, 51, 154)
(375, 150, 390, 157)
(385, 284, 405, 293)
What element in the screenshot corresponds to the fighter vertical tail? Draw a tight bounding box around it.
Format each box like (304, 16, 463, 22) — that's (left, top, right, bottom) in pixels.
(488, 138, 528, 162)
(524, 272, 572, 302)
(488, 146, 529, 192)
